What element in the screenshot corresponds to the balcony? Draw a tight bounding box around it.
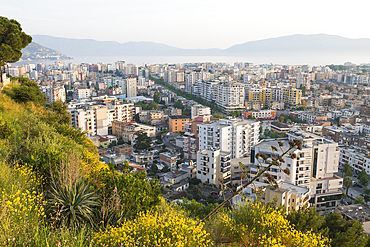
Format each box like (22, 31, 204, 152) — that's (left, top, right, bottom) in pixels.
(221, 162, 231, 168)
(221, 167, 230, 173)
(221, 157, 231, 162)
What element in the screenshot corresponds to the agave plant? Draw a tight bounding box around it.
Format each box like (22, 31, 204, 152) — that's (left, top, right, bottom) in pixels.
(45, 179, 99, 227)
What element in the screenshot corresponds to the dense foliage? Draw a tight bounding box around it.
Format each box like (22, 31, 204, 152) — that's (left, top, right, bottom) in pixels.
(0, 16, 32, 67)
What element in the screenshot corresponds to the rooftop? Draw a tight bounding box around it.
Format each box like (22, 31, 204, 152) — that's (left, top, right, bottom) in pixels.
(337, 204, 370, 223)
(267, 181, 310, 197)
(169, 115, 190, 119)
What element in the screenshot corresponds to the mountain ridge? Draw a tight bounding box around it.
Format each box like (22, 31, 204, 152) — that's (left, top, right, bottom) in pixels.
(31, 34, 370, 57)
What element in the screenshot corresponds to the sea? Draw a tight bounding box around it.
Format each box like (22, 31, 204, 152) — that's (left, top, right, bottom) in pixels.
(14, 54, 370, 66)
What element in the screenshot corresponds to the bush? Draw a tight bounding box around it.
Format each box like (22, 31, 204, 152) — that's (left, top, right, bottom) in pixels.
(3, 76, 46, 105)
(219, 202, 329, 246)
(94, 208, 211, 246)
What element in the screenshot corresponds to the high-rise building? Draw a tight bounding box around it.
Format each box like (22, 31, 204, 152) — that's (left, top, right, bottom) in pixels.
(196, 147, 231, 187)
(250, 130, 343, 211)
(106, 101, 134, 125)
(124, 78, 137, 97)
(283, 87, 302, 106)
(69, 104, 108, 136)
(198, 119, 259, 159)
(215, 82, 245, 113)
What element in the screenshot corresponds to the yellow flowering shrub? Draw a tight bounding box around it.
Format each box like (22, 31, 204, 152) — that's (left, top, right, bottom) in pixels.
(94, 211, 212, 246)
(1, 186, 44, 220)
(0, 162, 45, 245)
(220, 202, 329, 247)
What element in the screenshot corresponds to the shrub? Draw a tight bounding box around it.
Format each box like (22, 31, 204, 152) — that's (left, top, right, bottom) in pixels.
(94, 210, 211, 246)
(219, 202, 329, 247)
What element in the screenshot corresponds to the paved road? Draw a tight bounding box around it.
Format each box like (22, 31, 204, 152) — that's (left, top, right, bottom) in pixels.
(337, 170, 370, 205)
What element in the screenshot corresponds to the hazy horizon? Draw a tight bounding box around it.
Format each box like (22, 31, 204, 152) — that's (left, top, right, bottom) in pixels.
(15, 54, 370, 67)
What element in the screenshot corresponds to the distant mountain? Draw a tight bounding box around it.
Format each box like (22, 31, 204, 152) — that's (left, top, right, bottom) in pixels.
(20, 42, 73, 61)
(32, 34, 370, 57)
(223, 34, 370, 56)
(32, 35, 220, 56)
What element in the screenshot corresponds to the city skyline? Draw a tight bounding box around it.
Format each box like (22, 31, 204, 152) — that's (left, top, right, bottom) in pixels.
(3, 0, 370, 49)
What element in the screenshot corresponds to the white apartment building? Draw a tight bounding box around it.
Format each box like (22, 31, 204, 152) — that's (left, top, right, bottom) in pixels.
(69, 104, 108, 136)
(197, 147, 231, 187)
(191, 104, 211, 119)
(45, 85, 66, 104)
(197, 118, 259, 159)
(250, 130, 343, 211)
(200, 81, 219, 102)
(73, 87, 91, 100)
(339, 146, 370, 175)
(106, 101, 134, 125)
(215, 82, 245, 113)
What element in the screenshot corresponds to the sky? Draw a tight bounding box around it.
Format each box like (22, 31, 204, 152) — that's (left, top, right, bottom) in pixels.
(3, 0, 370, 49)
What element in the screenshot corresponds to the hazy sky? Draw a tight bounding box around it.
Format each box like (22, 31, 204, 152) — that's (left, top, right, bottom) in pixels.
(3, 0, 370, 49)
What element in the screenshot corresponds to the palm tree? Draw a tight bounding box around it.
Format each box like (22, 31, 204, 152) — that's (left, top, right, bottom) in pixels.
(343, 176, 353, 197)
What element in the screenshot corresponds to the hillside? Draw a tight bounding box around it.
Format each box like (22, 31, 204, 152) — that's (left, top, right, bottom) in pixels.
(32, 34, 370, 57)
(19, 42, 73, 61)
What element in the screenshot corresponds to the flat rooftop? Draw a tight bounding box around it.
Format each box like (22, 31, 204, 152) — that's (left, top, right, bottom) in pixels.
(337, 204, 370, 223)
(271, 181, 310, 196)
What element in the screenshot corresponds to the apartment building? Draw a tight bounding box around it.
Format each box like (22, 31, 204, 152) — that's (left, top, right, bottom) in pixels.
(242, 110, 277, 120)
(265, 182, 311, 212)
(182, 130, 198, 160)
(159, 152, 178, 171)
(197, 118, 259, 159)
(339, 146, 370, 175)
(112, 121, 155, 137)
(215, 82, 245, 113)
(106, 101, 134, 125)
(283, 87, 302, 106)
(69, 104, 108, 136)
(196, 147, 231, 187)
(45, 85, 66, 103)
(139, 110, 164, 126)
(169, 115, 191, 132)
(73, 87, 91, 100)
(250, 130, 343, 211)
(191, 104, 211, 119)
(124, 77, 137, 97)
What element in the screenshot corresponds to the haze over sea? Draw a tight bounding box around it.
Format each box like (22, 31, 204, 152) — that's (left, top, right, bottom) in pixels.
(16, 54, 370, 66)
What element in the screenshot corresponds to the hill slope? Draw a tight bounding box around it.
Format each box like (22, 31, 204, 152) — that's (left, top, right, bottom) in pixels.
(20, 42, 73, 61)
